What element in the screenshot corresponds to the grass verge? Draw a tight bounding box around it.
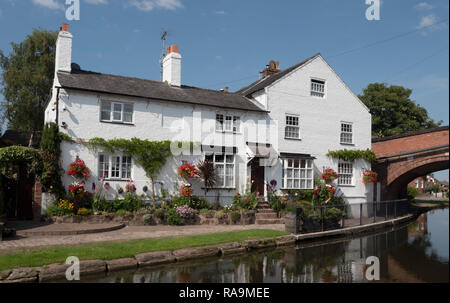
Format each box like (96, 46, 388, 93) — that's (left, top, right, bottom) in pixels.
(0, 229, 288, 271)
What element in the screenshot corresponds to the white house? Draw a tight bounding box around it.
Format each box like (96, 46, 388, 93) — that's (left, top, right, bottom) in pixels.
(45, 24, 373, 206)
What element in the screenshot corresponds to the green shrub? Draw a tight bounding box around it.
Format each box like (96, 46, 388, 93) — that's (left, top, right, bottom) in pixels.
(407, 186, 419, 202)
(231, 211, 241, 223)
(189, 196, 211, 210)
(199, 208, 211, 214)
(167, 208, 184, 225)
(77, 208, 91, 216)
(281, 189, 314, 202)
(113, 193, 143, 212)
(115, 209, 127, 216)
(233, 192, 258, 210)
(92, 196, 111, 212)
(214, 210, 224, 219)
(154, 209, 165, 220)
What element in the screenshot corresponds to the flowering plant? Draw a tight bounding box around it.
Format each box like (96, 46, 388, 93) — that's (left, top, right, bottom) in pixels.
(68, 181, 86, 196)
(180, 183, 193, 196)
(362, 170, 378, 183)
(175, 205, 196, 219)
(67, 158, 90, 180)
(322, 169, 338, 183)
(177, 162, 199, 179)
(58, 199, 74, 212)
(125, 178, 137, 193)
(313, 184, 336, 204)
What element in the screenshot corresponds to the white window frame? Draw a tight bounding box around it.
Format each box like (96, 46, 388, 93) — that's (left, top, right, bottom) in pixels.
(216, 113, 241, 133)
(340, 122, 354, 145)
(100, 100, 134, 124)
(98, 153, 133, 180)
(205, 153, 235, 188)
(338, 161, 354, 186)
(310, 78, 326, 98)
(285, 114, 300, 139)
(281, 158, 314, 189)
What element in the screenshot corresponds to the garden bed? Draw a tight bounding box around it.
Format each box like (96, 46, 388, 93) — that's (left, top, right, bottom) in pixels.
(44, 210, 257, 226)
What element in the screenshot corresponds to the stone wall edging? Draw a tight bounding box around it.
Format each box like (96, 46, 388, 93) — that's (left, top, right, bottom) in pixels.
(0, 234, 296, 283)
(0, 214, 417, 283)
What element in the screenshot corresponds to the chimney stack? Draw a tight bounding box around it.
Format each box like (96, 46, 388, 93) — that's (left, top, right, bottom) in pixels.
(261, 60, 280, 78)
(55, 23, 72, 74)
(163, 44, 182, 87)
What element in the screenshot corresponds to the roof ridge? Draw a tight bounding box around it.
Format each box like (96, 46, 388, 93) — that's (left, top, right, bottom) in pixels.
(65, 69, 239, 95)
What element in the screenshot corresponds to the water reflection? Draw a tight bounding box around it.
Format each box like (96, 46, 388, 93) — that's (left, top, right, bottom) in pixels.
(86, 208, 448, 283)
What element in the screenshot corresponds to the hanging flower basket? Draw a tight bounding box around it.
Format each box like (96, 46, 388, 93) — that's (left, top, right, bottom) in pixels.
(322, 169, 338, 183)
(180, 183, 193, 196)
(67, 158, 90, 181)
(362, 170, 378, 183)
(177, 162, 199, 179)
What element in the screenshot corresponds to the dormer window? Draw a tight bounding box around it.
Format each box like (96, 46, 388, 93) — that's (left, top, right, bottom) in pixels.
(311, 79, 325, 98)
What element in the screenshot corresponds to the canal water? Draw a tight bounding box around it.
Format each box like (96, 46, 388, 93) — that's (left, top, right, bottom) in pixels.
(86, 208, 449, 283)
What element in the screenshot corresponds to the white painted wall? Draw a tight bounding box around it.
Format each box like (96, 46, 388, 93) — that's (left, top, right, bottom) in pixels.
(50, 86, 269, 205)
(251, 55, 373, 204)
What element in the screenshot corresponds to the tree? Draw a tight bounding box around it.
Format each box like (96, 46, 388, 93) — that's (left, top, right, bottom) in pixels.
(359, 83, 442, 137)
(0, 29, 58, 131)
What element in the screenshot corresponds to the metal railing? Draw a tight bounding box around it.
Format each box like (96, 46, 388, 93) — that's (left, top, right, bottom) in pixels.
(292, 199, 410, 235)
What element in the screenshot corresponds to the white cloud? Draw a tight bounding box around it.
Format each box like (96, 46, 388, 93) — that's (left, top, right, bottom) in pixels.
(32, 0, 64, 10)
(417, 14, 439, 29)
(129, 0, 183, 12)
(414, 2, 433, 10)
(85, 0, 108, 4)
(214, 10, 226, 15)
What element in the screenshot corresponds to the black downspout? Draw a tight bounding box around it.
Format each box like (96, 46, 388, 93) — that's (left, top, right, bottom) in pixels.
(55, 87, 60, 125)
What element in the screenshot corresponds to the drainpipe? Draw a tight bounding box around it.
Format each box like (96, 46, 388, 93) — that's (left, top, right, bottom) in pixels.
(55, 87, 61, 125)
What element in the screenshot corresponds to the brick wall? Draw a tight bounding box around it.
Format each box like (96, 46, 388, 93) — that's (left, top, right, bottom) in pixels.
(372, 128, 449, 158)
(32, 182, 42, 221)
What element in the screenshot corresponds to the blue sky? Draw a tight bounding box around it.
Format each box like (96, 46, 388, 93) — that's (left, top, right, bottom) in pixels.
(0, 0, 448, 180)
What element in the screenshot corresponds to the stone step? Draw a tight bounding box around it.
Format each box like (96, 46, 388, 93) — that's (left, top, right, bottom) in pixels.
(256, 209, 275, 213)
(257, 202, 270, 208)
(255, 213, 279, 219)
(255, 218, 285, 225)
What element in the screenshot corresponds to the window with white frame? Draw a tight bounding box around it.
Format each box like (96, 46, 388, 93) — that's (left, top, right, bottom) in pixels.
(338, 161, 353, 186)
(340, 122, 353, 144)
(205, 154, 235, 188)
(311, 79, 325, 98)
(216, 114, 240, 133)
(282, 159, 314, 189)
(100, 101, 133, 123)
(98, 154, 132, 180)
(285, 115, 300, 139)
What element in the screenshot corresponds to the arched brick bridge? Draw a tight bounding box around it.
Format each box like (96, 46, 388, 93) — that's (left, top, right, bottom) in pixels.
(372, 126, 449, 201)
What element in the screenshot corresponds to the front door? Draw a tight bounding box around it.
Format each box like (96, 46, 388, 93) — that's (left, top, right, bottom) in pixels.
(251, 158, 265, 197)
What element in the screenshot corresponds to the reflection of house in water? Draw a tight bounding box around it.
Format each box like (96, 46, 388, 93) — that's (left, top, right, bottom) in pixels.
(408, 213, 428, 238)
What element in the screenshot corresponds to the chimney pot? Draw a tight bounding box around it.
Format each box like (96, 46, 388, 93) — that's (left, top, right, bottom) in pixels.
(61, 23, 69, 32)
(262, 60, 280, 78)
(167, 44, 179, 55)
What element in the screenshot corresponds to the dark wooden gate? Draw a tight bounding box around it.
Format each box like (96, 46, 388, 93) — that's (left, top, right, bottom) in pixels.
(3, 166, 34, 220)
(251, 158, 265, 196)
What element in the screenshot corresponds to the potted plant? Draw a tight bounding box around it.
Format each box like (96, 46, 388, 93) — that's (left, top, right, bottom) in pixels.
(322, 169, 338, 183)
(362, 170, 378, 184)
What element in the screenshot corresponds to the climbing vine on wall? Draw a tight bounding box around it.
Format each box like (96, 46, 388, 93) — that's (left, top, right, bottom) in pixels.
(326, 149, 377, 163)
(87, 137, 198, 200)
(40, 123, 65, 196)
(0, 146, 43, 178)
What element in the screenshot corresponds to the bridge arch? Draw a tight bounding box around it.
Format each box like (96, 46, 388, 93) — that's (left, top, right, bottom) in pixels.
(372, 127, 449, 201)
